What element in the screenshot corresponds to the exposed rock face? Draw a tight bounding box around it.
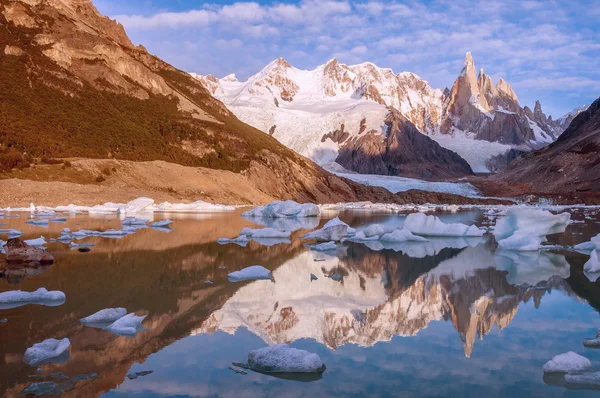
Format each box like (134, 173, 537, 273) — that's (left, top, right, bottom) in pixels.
(496, 97, 600, 194)
(336, 110, 473, 179)
(5, 238, 54, 265)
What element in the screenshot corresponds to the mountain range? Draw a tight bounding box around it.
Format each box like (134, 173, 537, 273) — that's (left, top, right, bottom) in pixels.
(193, 54, 585, 176)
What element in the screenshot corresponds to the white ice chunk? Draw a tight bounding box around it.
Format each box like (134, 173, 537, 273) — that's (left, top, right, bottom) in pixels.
(543, 352, 592, 373)
(24, 236, 47, 246)
(0, 288, 65, 309)
(363, 224, 385, 238)
(494, 208, 570, 241)
(584, 251, 600, 273)
(380, 228, 429, 243)
(121, 217, 149, 226)
(23, 338, 70, 366)
(246, 344, 325, 373)
(81, 308, 128, 324)
(117, 197, 154, 214)
(228, 265, 272, 282)
(155, 200, 234, 212)
(26, 219, 49, 226)
(107, 313, 147, 336)
(497, 232, 543, 251)
(150, 220, 173, 228)
(575, 233, 600, 252)
(301, 223, 348, 242)
(322, 217, 356, 235)
(243, 200, 319, 218)
(404, 212, 485, 237)
(51, 217, 67, 223)
(310, 241, 338, 251)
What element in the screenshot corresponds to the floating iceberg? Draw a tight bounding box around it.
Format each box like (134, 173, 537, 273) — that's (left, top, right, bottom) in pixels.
(150, 220, 173, 228)
(218, 227, 290, 245)
(24, 236, 47, 247)
(107, 313, 147, 336)
(543, 352, 592, 373)
(121, 217, 149, 226)
(70, 242, 95, 248)
(584, 251, 600, 276)
(228, 266, 272, 282)
(301, 222, 348, 242)
(23, 338, 70, 366)
(243, 215, 320, 232)
(117, 197, 154, 214)
(576, 234, 600, 252)
(243, 344, 326, 374)
(243, 200, 319, 218)
(81, 308, 128, 324)
(0, 288, 65, 310)
(155, 200, 234, 212)
(51, 217, 67, 223)
(349, 224, 387, 241)
(0, 228, 23, 237)
(494, 208, 570, 241)
(380, 229, 429, 243)
(322, 217, 355, 235)
(309, 241, 338, 252)
(493, 208, 570, 251)
(26, 219, 49, 226)
(403, 212, 485, 237)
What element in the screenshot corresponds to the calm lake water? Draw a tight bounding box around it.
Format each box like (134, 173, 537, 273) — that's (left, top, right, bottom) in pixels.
(1, 207, 600, 397)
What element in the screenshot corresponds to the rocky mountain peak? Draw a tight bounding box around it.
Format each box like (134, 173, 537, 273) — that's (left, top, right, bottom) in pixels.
(496, 78, 519, 103)
(222, 73, 238, 82)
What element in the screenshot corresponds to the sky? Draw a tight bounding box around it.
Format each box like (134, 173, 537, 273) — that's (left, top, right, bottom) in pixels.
(93, 0, 600, 118)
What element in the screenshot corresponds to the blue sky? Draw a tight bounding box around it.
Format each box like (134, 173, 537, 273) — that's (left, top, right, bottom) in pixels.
(93, 0, 600, 118)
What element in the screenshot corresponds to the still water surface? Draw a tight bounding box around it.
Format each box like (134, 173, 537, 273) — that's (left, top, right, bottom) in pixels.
(1, 208, 600, 397)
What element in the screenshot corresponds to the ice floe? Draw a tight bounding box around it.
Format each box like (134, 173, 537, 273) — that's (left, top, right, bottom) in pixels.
(243, 200, 319, 218)
(23, 338, 71, 366)
(228, 266, 272, 282)
(584, 251, 600, 281)
(24, 236, 47, 247)
(403, 212, 485, 237)
(81, 308, 128, 324)
(121, 217, 149, 226)
(493, 208, 570, 251)
(309, 241, 339, 252)
(380, 229, 429, 243)
(150, 219, 173, 228)
(543, 352, 593, 373)
(0, 288, 65, 309)
(241, 344, 326, 374)
(575, 233, 600, 252)
(218, 227, 291, 246)
(26, 219, 49, 227)
(106, 313, 147, 336)
(117, 197, 154, 214)
(301, 222, 348, 242)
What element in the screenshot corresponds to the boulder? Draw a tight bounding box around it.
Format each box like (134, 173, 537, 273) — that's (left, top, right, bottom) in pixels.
(5, 238, 54, 265)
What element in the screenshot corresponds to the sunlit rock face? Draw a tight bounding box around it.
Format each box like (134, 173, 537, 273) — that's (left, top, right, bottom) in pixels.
(200, 244, 571, 356)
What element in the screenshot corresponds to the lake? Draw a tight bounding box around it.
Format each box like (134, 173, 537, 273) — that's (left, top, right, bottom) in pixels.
(1, 206, 600, 397)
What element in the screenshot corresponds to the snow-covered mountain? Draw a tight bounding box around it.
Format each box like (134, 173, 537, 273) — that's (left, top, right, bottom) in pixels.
(192, 54, 564, 174)
(558, 104, 590, 128)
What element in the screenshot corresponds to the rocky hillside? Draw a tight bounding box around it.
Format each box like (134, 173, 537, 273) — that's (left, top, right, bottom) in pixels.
(336, 109, 473, 179)
(0, 0, 485, 204)
(194, 53, 564, 174)
(496, 97, 600, 194)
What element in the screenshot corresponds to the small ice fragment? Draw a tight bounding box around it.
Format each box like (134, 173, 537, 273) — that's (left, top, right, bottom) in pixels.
(80, 308, 127, 324)
(23, 338, 70, 366)
(543, 351, 592, 373)
(228, 266, 271, 282)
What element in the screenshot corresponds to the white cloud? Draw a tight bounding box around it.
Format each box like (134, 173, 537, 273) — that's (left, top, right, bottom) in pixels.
(111, 0, 600, 116)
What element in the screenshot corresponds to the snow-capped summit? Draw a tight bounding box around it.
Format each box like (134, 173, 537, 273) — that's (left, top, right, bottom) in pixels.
(558, 104, 590, 128)
(191, 53, 567, 174)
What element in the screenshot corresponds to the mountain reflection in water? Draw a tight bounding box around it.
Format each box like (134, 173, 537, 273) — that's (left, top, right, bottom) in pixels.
(0, 209, 599, 397)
